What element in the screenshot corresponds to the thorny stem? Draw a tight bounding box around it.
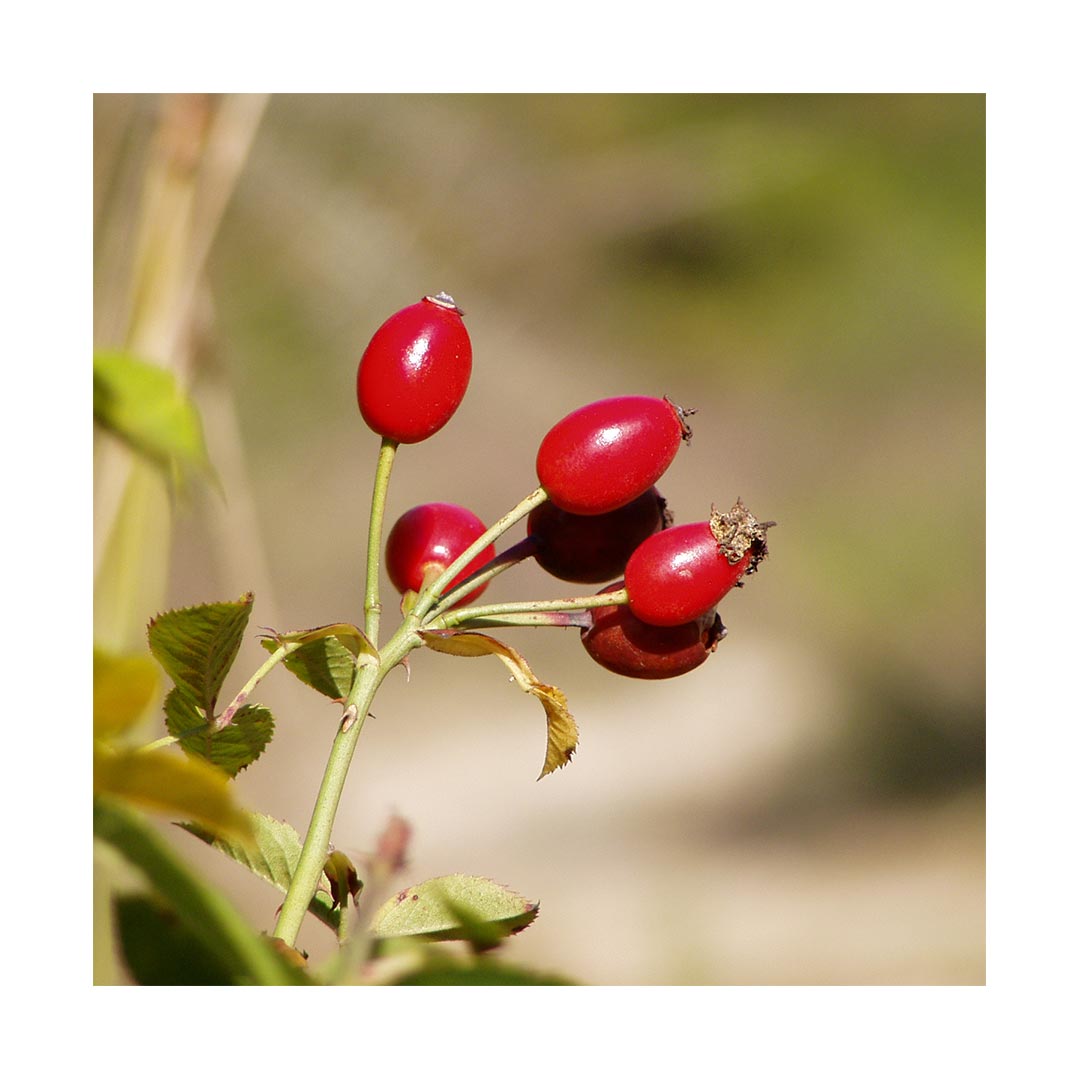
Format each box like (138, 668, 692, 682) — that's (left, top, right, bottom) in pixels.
(273, 436, 405, 947)
(272, 625, 419, 947)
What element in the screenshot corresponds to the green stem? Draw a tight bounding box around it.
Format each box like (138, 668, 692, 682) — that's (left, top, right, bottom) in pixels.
(272, 625, 419, 947)
(425, 587, 629, 631)
(429, 536, 538, 613)
(451, 610, 592, 630)
(214, 642, 301, 731)
(364, 438, 399, 646)
(413, 487, 549, 621)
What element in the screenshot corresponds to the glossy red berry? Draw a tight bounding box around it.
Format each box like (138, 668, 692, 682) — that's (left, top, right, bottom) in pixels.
(624, 500, 771, 627)
(581, 582, 725, 679)
(385, 503, 494, 606)
(536, 396, 691, 515)
(356, 293, 472, 444)
(527, 487, 671, 584)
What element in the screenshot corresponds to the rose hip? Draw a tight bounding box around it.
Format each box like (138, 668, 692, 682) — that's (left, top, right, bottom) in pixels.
(385, 502, 495, 606)
(581, 582, 726, 679)
(356, 292, 472, 444)
(535, 396, 691, 515)
(527, 487, 671, 584)
(624, 499, 771, 627)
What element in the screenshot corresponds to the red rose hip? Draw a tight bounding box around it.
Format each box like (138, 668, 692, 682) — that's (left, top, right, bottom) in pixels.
(385, 503, 495, 606)
(527, 487, 671, 584)
(356, 292, 472, 444)
(624, 499, 771, 627)
(582, 584, 726, 679)
(536, 396, 691, 515)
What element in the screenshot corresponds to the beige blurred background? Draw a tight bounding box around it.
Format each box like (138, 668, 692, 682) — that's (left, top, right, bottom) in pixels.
(94, 93, 984, 985)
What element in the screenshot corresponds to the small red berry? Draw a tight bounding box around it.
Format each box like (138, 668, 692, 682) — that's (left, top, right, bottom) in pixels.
(536, 396, 691, 515)
(581, 582, 726, 679)
(527, 487, 671, 584)
(356, 293, 472, 444)
(385, 503, 494, 606)
(624, 499, 771, 627)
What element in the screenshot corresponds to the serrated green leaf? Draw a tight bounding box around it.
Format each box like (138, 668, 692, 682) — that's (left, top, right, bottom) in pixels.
(164, 689, 273, 777)
(180, 814, 341, 932)
(420, 630, 580, 778)
(94, 648, 160, 739)
(148, 594, 253, 719)
(369, 875, 539, 944)
(268, 635, 358, 701)
(93, 350, 213, 491)
(115, 894, 236, 985)
(260, 623, 377, 701)
(94, 745, 251, 840)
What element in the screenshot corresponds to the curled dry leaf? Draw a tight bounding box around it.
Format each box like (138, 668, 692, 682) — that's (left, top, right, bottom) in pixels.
(419, 630, 579, 778)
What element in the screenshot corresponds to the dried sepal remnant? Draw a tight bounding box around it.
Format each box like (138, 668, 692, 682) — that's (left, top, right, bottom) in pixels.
(709, 498, 774, 574)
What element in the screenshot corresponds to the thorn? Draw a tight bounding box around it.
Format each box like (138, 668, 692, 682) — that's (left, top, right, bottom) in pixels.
(340, 704, 359, 732)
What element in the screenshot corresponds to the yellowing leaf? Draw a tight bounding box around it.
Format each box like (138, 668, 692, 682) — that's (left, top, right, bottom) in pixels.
(94, 745, 251, 840)
(420, 631, 579, 778)
(94, 649, 160, 738)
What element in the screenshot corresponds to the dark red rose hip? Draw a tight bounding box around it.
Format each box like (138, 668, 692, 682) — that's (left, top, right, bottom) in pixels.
(356, 292, 472, 444)
(385, 502, 494, 606)
(527, 487, 670, 584)
(624, 499, 771, 627)
(581, 582, 726, 679)
(536, 396, 690, 515)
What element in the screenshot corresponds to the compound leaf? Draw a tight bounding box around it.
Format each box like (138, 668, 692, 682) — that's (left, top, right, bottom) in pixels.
(148, 594, 254, 719)
(164, 690, 273, 777)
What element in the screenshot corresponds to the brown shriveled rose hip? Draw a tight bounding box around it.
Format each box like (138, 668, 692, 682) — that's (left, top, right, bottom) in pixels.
(581, 581, 726, 679)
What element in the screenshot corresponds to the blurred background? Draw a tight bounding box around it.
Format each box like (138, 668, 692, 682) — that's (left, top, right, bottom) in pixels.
(94, 93, 984, 985)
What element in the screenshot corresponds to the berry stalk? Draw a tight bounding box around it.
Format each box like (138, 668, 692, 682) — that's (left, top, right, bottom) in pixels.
(423, 586, 629, 631)
(364, 437, 399, 645)
(412, 487, 549, 620)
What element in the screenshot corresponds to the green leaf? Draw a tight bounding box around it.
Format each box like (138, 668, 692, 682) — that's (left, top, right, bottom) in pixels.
(369, 875, 539, 944)
(93, 350, 214, 491)
(261, 623, 377, 702)
(115, 894, 236, 985)
(94, 798, 307, 985)
(148, 594, 254, 719)
(365, 941, 573, 985)
(180, 814, 341, 933)
(94, 744, 252, 840)
(420, 630, 580, 778)
(94, 648, 160, 739)
(164, 689, 274, 777)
